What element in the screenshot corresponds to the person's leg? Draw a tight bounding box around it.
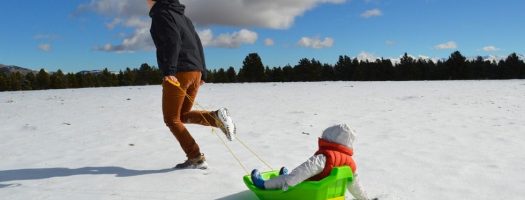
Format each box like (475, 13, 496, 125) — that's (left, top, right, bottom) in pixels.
(252, 167, 290, 190)
(180, 72, 220, 127)
(177, 71, 236, 141)
(163, 72, 201, 159)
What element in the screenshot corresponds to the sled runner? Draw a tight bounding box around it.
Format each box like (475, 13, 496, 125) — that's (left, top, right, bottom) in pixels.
(243, 166, 354, 200)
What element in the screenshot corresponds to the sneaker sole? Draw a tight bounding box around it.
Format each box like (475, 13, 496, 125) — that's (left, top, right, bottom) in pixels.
(217, 108, 236, 141)
(195, 162, 208, 170)
(174, 161, 208, 170)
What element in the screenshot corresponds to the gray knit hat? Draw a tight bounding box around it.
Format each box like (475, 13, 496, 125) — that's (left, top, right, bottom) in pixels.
(321, 123, 356, 148)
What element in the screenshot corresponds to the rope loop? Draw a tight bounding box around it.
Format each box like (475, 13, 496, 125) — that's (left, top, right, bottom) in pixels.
(171, 81, 273, 173)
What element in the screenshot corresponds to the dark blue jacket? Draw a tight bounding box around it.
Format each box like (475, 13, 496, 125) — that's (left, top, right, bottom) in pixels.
(149, 0, 207, 80)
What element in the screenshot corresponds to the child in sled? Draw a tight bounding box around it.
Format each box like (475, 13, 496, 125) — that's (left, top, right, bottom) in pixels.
(251, 124, 371, 200)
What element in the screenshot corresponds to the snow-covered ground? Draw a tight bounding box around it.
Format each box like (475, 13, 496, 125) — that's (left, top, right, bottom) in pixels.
(1, 80, 524, 200)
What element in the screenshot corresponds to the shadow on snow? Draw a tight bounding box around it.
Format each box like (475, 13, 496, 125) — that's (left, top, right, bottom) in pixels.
(0, 166, 175, 188)
(216, 190, 258, 200)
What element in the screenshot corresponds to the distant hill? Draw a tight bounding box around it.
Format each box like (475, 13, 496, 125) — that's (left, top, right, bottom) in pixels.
(0, 64, 35, 75)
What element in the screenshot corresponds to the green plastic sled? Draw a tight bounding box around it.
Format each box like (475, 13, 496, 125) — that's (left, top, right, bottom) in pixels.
(243, 166, 354, 200)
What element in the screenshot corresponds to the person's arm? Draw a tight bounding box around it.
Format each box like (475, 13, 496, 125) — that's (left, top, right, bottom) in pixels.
(151, 11, 181, 77)
(195, 33, 207, 82)
(348, 173, 370, 200)
(264, 154, 326, 190)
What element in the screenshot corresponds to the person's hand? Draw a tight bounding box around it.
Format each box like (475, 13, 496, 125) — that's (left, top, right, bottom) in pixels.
(146, 0, 155, 9)
(163, 75, 179, 86)
(200, 80, 205, 86)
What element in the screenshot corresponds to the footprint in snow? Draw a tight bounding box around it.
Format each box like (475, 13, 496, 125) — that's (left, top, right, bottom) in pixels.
(22, 124, 37, 131)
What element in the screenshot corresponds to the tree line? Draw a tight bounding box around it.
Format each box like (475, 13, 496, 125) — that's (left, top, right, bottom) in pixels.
(0, 64, 161, 91)
(1, 51, 524, 92)
(211, 51, 524, 83)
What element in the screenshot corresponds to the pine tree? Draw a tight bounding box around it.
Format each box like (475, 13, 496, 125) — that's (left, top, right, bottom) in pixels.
(379, 58, 395, 80)
(282, 65, 294, 82)
(0, 73, 8, 91)
(78, 72, 97, 88)
(76, 73, 85, 88)
(119, 68, 136, 86)
(321, 63, 335, 81)
(367, 59, 381, 81)
(50, 69, 67, 89)
(226, 67, 237, 83)
(205, 69, 215, 83)
(238, 53, 265, 82)
(293, 58, 323, 81)
(309, 59, 323, 81)
(334, 55, 353, 81)
(269, 67, 285, 82)
(10, 72, 23, 91)
(264, 67, 272, 82)
(352, 60, 367, 81)
(36, 69, 51, 90)
(501, 53, 521, 79)
(293, 58, 309, 81)
(24, 72, 36, 90)
(150, 66, 162, 85)
(411, 58, 425, 80)
(424, 59, 438, 80)
(519, 55, 525, 79)
(396, 53, 415, 80)
(99, 68, 117, 87)
(215, 68, 227, 83)
(136, 63, 152, 85)
(66, 73, 79, 88)
(445, 51, 467, 80)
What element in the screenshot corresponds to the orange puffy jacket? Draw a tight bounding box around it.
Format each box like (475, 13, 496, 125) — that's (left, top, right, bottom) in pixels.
(308, 138, 356, 181)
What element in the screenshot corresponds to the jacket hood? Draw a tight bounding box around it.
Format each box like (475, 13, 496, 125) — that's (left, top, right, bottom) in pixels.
(321, 124, 356, 149)
(151, 0, 185, 16)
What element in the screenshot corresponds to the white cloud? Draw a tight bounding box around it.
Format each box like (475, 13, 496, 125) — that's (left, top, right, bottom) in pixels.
(434, 41, 457, 50)
(38, 44, 52, 52)
(387, 54, 441, 65)
(385, 40, 396, 46)
(357, 51, 378, 61)
(482, 45, 501, 52)
(106, 18, 123, 30)
(198, 29, 258, 48)
(80, 0, 345, 51)
(78, 0, 348, 29)
(183, 0, 347, 29)
(33, 34, 60, 40)
(417, 55, 430, 60)
(361, 8, 382, 18)
(298, 37, 334, 49)
(265, 38, 275, 46)
(77, 0, 155, 52)
(76, 0, 148, 18)
(417, 55, 440, 63)
(95, 17, 154, 53)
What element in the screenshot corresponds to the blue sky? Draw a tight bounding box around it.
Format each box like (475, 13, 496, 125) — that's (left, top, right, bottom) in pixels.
(0, 0, 524, 73)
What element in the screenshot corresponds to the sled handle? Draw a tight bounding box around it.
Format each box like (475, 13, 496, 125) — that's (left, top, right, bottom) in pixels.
(166, 79, 181, 87)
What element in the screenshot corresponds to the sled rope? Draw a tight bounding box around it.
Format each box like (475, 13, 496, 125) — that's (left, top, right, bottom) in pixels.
(171, 81, 273, 173)
(213, 127, 249, 174)
(236, 137, 274, 171)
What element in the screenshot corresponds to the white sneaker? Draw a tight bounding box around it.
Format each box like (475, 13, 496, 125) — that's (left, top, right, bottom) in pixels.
(215, 108, 236, 141)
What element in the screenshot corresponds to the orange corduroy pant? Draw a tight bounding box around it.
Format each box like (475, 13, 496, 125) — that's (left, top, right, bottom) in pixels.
(162, 71, 219, 159)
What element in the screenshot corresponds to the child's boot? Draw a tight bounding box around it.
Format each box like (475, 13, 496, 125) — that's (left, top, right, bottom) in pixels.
(279, 167, 289, 175)
(251, 169, 266, 189)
